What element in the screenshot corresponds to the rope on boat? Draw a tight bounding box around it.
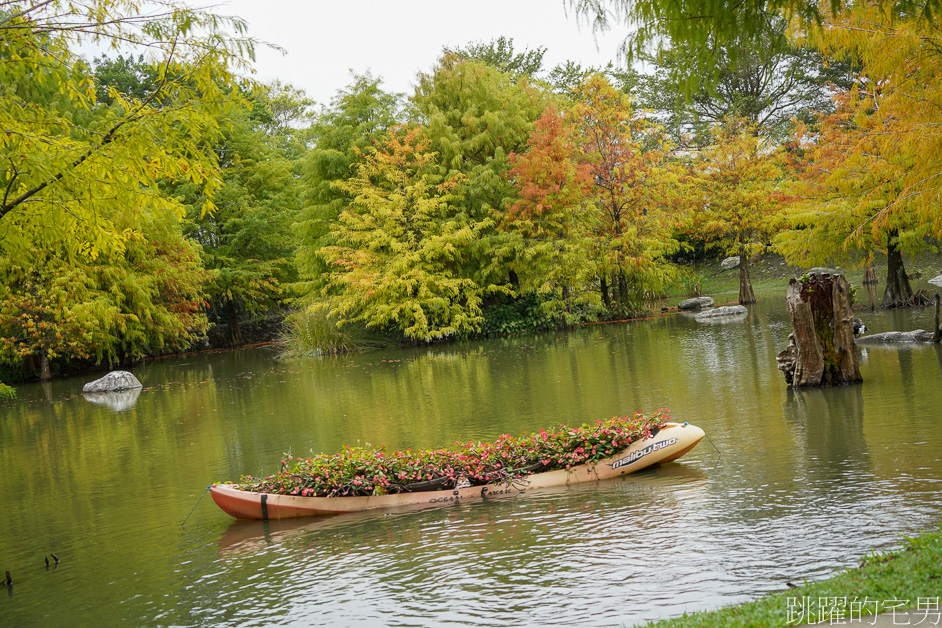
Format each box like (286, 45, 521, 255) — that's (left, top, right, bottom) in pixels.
(181, 485, 212, 528)
(704, 432, 723, 457)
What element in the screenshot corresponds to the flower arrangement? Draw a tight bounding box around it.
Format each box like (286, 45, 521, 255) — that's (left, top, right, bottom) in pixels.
(233, 410, 670, 498)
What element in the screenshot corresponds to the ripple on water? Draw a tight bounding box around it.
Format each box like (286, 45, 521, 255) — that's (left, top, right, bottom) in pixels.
(4, 298, 942, 627)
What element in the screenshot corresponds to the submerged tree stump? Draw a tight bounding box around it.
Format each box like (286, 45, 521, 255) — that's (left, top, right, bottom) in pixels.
(777, 274, 862, 387)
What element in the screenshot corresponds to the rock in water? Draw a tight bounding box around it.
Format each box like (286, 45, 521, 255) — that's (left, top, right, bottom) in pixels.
(720, 256, 740, 271)
(856, 330, 933, 344)
(82, 371, 143, 394)
(694, 305, 747, 320)
(678, 296, 715, 310)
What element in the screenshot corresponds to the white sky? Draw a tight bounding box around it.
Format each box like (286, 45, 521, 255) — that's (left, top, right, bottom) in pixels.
(217, 0, 628, 106)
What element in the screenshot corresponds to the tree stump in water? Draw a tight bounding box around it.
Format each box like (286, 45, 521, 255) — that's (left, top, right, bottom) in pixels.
(777, 274, 862, 387)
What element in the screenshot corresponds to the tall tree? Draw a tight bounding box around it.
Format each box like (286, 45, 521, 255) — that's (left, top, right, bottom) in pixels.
(0, 212, 210, 379)
(92, 54, 160, 105)
(178, 89, 310, 345)
(565, 0, 936, 92)
(294, 73, 401, 294)
(570, 74, 681, 312)
(778, 3, 942, 308)
(640, 19, 859, 143)
(411, 55, 550, 290)
(318, 127, 490, 341)
(686, 120, 786, 304)
(444, 36, 547, 79)
(502, 107, 596, 311)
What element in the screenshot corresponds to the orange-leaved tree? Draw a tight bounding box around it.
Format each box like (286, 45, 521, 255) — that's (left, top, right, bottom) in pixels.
(501, 107, 595, 314)
(777, 4, 942, 307)
(570, 74, 682, 313)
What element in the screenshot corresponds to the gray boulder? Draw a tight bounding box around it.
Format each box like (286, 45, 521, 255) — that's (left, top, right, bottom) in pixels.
(928, 274, 942, 287)
(694, 305, 748, 320)
(856, 330, 934, 344)
(720, 256, 740, 270)
(83, 370, 143, 394)
(678, 296, 715, 310)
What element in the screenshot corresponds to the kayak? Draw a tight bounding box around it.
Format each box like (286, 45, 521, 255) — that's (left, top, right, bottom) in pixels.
(210, 422, 705, 520)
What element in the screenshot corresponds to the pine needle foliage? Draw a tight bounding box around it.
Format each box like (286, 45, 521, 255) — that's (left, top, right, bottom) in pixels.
(318, 127, 495, 341)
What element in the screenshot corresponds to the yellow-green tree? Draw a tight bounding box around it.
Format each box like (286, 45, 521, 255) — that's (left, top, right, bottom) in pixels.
(295, 73, 402, 295)
(0, 212, 209, 380)
(177, 86, 310, 346)
(0, 0, 255, 258)
(318, 127, 495, 341)
(687, 120, 786, 304)
(0, 1, 254, 385)
(778, 4, 942, 307)
(412, 55, 550, 290)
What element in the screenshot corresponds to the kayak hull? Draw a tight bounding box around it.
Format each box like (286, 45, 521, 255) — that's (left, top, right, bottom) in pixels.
(210, 422, 705, 520)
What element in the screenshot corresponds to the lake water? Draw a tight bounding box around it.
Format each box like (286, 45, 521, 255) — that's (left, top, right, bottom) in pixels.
(2, 295, 941, 626)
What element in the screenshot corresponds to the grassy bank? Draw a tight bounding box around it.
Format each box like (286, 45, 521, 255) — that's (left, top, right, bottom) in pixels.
(671, 251, 942, 302)
(642, 523, 942, 627)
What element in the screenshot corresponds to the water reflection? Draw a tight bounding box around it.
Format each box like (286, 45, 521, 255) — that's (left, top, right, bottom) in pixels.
(782, 385, 871, 481)
(695, 311, 748, 325)
(82, 388, 142, 411)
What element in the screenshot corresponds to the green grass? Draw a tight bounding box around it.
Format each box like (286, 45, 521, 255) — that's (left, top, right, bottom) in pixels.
(667, 251, 942, 302)
(0, 381, 14, 399)
(642, 523, 942, 627)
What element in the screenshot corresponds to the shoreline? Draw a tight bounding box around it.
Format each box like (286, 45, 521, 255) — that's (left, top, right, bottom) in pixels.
(4, 251, 940, 388)
(641, 523, 942, 627)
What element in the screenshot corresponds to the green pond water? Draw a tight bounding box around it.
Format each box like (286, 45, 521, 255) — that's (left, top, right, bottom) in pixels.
(2, 294, 942, 627)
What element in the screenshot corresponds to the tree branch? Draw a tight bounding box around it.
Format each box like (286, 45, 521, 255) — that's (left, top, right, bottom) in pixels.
(0, 39, 177, 222)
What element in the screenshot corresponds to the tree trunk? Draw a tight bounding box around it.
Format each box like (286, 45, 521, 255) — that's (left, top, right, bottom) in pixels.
(600, 275, 610, 310)
(226, 300, 243, 347)
(508, 269, 520, 291)
(933, 293, 941, 344)
(617, 270, 629, 309)
(739, 249, 756, 305)
(777, 274, 862, 387)
(883, 230, 913, 308)
(863, 262, 878, 311)
(40, 353, 51, 382)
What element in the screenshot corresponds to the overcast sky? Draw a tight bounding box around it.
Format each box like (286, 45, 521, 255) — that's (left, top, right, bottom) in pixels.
(218, 0, 629, 106)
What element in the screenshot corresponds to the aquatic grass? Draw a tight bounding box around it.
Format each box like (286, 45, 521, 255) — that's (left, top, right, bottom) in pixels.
(281, 303, 392, 356)
(680, 269, 704, 298)
(0, 381, 14, 399)
(641, 523, 942, 628)
(231, 410, 671, 498)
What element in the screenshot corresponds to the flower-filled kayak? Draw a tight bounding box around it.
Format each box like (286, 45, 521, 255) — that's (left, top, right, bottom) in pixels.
(210, 411, 706, 520)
